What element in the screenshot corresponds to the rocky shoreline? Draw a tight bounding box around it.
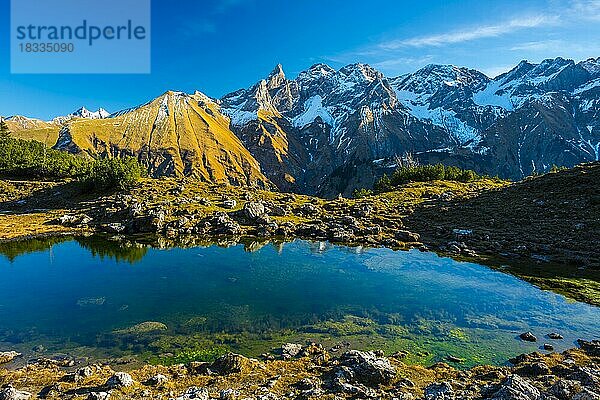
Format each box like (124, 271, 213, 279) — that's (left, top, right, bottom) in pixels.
(1, 340, 599, 399)
(2, 163, 598, 305)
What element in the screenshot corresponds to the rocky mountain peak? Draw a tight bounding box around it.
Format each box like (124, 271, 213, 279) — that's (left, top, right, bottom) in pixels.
(266, 64, 287, 90)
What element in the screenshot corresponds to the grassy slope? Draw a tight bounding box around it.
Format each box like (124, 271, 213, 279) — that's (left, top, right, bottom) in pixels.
(65, 92, 271, 187)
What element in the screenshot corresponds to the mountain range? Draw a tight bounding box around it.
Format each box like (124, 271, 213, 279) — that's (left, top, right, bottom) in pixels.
(4, 56, 599, 196)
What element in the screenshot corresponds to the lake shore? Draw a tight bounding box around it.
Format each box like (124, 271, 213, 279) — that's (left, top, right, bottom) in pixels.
(1, 340, 599, 399)
(1, 162, 599, 306)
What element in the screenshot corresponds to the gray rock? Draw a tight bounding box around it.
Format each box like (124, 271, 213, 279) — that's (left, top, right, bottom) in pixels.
(105, 372, 134, 389)
(548, 333, 564, 340)
(145, 374, 168, 386)
(0, 386, 31, 400)
(0, 351, 21, 364)
(101, 223, 125, 234)
(424, 382, 454, 400)
(281, 343, 303, 359)
(550, 380, 582, 400)
(87, 392, 111, 400)
(222, 199, 237, 209)
(338, 350, 396, 386)
(578, 339, 600, 356)
(243, 202, 265, 220)
(173, 387, 209, 400)
(572, 388, 600, 400)
(490, 375, 541, 400)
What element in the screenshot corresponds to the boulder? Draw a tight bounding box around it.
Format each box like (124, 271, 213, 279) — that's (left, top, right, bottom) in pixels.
(548, 332, 564, 340)
(105, 372, 134, 389)
(87, 392, 111, 400)
(0, 385, 31, 400)
(395, 230, 421, 242)
(577, 339, 600, 356)
(519, 332, 537, 342)
(222, 199, 237, 209)
(210, 353, 254, 375)
(338, 350, 396, 386)
(0, 351, 21, 364)
(281, 343, 303, 359)
(424, 382, 454, 400)
(243, 202, 265, 220)
(490, 375, 541, 400)
(145, 374, 168, 386)
(174, 387, 209, 400)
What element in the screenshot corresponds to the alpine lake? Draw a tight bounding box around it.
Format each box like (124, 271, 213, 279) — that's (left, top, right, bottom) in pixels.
(0, 235, 598, 369)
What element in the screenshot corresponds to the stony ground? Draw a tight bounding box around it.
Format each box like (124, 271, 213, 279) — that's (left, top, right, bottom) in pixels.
(0, 340, 599, 399)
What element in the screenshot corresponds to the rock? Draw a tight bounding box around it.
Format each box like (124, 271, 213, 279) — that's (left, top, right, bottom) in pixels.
(577, 339, 600, 356)
(101, 223, 126, 234)
(519, 332, 537, 342)
(550, 380, 582, 400)
(222, 199, 237, 209)
(515, 362, 551, 377)
(0, 351, 21, 364)
(113, 321, 168, 335)
(395, 230, 420, 242)
(174, 387, 209, 400)
(243, 202, 265, 220)
(210, 353, 255, 375)
(266, 203, 287, 216)
(0, 385, 31, 400)
(61, 366, 94, 383)
(572, 388, 600, 400)
(446, 355, 464, 363)
(338, 350, 396, 386)
(281, 343, 303, 359)
(296, 203, 320, 217)
(490, 375, 541, 400)
(145, 374, 168, 386)
(568, 366, 600, 387)
(351, 204, 373, 217)
(219, 389, 239, 400)
(105, 372, 134, 389)
(548, 333, 564, 340)
(424, 382, 454, 400)
(544, 344, 555, 351)
(87, 392, 111, 400)
(57, 214, 92, 227)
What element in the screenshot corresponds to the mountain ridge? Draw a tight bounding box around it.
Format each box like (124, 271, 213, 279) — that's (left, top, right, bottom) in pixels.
(5, 56, 599, 195)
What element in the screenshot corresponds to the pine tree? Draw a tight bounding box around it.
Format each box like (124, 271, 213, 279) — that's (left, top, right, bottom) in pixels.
(0, 118, 10, 138)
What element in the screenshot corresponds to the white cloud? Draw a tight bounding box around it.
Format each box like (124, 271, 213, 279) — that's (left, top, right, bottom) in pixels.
(380, 15, 560, 49)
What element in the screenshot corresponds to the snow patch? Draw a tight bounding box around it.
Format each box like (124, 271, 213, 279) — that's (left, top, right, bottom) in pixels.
(292, 95, 334, 128)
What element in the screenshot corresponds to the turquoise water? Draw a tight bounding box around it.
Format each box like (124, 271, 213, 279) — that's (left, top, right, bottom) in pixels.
(0, 237, 598, 366)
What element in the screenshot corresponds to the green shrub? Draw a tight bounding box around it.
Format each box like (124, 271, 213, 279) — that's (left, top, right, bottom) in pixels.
(352, 188, 373, 199)
(82, 157, 143, 190)
(0, 137, 143, 190)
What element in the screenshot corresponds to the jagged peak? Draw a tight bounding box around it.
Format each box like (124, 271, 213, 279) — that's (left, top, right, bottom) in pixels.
(338, 63, 383, 82)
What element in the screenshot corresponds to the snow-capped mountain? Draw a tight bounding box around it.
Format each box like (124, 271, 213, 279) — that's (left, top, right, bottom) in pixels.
(8, 57, 600, 196)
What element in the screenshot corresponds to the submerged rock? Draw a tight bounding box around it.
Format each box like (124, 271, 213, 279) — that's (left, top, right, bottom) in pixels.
(519, 332, 538, 342)
(113, 321, 168, 335)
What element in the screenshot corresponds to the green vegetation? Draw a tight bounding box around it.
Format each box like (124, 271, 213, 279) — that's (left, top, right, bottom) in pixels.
(352, 188, 373, 198)
(0, 137, 142, 190)
(81, 157, 144, 191)
(372, 164, 483, 194)
(0, 118, 10, 138)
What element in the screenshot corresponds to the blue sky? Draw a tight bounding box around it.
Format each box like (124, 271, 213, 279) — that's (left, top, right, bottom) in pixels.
(1, 0, 599, 120)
